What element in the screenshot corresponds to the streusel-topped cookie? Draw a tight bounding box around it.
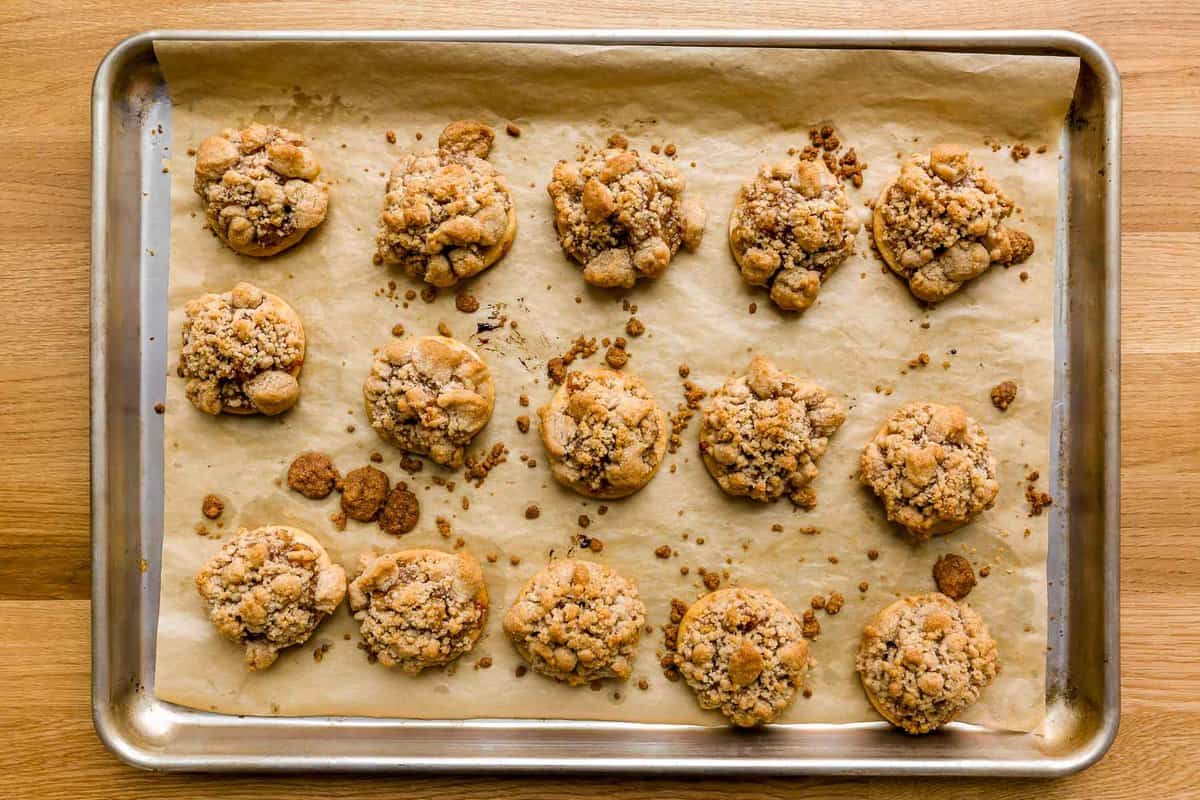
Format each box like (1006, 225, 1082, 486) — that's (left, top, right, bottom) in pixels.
(376, 121, 517, 287)
(873, 145, 1033, 302)
(700, 357, 845, 508)
(538, 367, 668, 498)
(348, 549, 488, 673)
(547, 138, 706, 288)
(729, 158, 857, 311)
(676, 587, 810, 727)
(193, 123, 329, 257)
(503, 559, 645, 685)
(179, 282, 305, 416)
(194, 525, 346, 670)
(860, 402, 999, 539)
(363, 336, 495, 468)
(856, 592, 999, 734)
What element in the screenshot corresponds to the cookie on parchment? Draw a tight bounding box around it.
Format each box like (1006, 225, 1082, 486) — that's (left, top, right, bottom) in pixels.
(376, 121, 517, 287)
(178, 282, 305, 416)
(856, 592, 999, 734)
(502, 558, 645, 685)
(676, 587, 811, 727)
(194, 525, 346, 671)
(193, 122, 329, 257)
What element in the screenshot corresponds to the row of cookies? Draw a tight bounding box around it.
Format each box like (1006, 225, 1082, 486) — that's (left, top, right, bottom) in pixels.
(177, 291, 999, 539)
(196, 525, 998, 733)
(194, 120, 1034, 309)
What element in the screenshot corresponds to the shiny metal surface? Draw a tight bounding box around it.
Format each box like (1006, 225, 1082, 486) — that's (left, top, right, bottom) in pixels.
(90, 29, 1120, 775)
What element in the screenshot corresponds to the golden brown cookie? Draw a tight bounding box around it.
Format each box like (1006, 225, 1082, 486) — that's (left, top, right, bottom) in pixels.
(860, 402, 999, 539)
(363, 336, 495, 468)
(856, 592, 999, 734)
(699, 357, 845, 508)
(873, 145, 1033, 302)
(194, 525, 346, 670)
(676, 587, 810, 727)
(375, 121, 517, 287)
(193, 123, 329, 257)
(538, 367, 668, 499)
(728, 158, 857, 311)
(502, 558, 645, 685)
(179, 282, 305, 416)
(547, 139, 706, 288)
(348, 548, 488, 673)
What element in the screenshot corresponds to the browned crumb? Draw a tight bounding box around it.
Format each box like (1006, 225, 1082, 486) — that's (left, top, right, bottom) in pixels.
(1020, 270, 1030, 282)
(625, 317, 645, 337)
(801, 609, 821, 639)
(509, 555, 521, 566)
(455, 293, 480, 313)
(516, 415, 530, 433)
(515, 664, 528, 677)
(341, 466, 389, 521)
(385, 129, 396, 144)
(390, 323, 405, 337)
(666, 379, 708, 454)
(464, 442, 509, 487)
(907, 352, 931, 368)
(991, 380, 1018, 411)
(547, 336, 599, 384)
(825, 591, 844, 615)
(330, 511, 347, 531)
(655, 544, 672, 559)
(454, 536, 465, 549)
(598, 504, 608, 515)
(1026, 481, 1053, 516)
(486, 552, 498, 563)
(287, 452, 339, 499)
(436, 321, 453, 338)
(367, 451, 383, 463)
(524, 504, 541, 520)
(1036, 144, 1048, 154)
(702, 571, 721, 591)
(399, 454, 423, 474)
(420, 287, 437, 303)
(346, 424, 356, 433)
(313, 642, 332, 662)
(1011, 143, 1031, 162)
(638, 678, 649, 690)
(678, 364, 690, 378)
(605, 344, 630, 369)
(519, 393, 529, 407)
(588, 537, 604, 553)
(933, 553, 977, 599)
(194, 523, 209, 536)
(378, 484, 420, 536)
(505, 123, 521, 138)
(827, 555, 839, 564)
(578, 514, 591, 528)
(811, 594, 827, 610)
(800, 526, 821, 536)
(867, 549, 879, 561)
(153, 402, 165, 414)
(434, 515, 452, 538)
(405, 289, 417, 301)
(201, 494, 224, 520)
(859, 581, 870, 592)
(476, 656, 494, 669)
(748, 302, 757, 314)
(979, 565, 992, 578)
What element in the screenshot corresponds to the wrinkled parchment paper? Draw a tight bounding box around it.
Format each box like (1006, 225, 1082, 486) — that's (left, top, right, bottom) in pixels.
(153, 41, 1077, 730)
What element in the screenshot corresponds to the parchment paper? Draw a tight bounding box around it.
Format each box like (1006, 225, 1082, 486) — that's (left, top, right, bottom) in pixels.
(153, 41, 1077, 731)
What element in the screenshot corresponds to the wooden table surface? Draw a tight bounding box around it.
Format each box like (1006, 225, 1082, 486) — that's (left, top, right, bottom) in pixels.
(1, 1, 1196, 797)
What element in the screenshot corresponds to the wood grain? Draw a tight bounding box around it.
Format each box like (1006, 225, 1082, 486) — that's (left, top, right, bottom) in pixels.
(1, 0, 1197, 795)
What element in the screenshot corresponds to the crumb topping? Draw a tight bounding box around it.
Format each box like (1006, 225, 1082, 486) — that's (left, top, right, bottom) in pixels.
(538, 368, 668, 498)
(179, 282, 303, 416)
(547, 141, 706, 287)
(193, 123, 328, 257)
(376, 121, 515, 287)
(730, 158, 857, 311)
(874, 145, 1032, 302)
(676, 587, 810, 727)
(856, 593, 999, 734)
(503, 559, 645, 685)
(700, 357, 845, 507)
(348, 549, 487, 673)
(861, 402, 999, 539)
(363, 336, 494, 468)
(195, 526, 346, 670)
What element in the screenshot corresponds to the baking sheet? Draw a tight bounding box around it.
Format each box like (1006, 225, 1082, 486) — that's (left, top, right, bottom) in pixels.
(153, 40, 1077, 731)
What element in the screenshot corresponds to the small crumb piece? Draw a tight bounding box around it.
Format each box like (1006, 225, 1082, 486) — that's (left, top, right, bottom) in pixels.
(979, 565, 992, 578)
(907, 352, 931, 368)
(399, 454, 423, 474)
(1020, 271, 1030, 282)
(825, 592, 844, 615)
(515, 665, 527, 677)
(436, 515, 452, 538)
(655, 545, 672, 559)
(678, 364, 690, 378)
(313, 643, 331, 662)
(810, 594, 827, 610)
(770, 523, 783, 533)
(702, 571, 721, 590)
(801, 610, 821, 639)
(437, 321, 453, 338)
(867, 549, 879, 561)
(598, 505, 608, 515)
(421, 287, 437, 303)
(991, 380, 1019, 411)
(369, 451, 383, 463)
(385, 129, 396, 144)
(680, 566, 690, 575)
(509, 555, 521, 566)
(505, 123, 521, 138)
(519, 393, 530, 407)
(638, 679, 649, 690)
(605, 345, 630, 369)
(391, 323, 405, 337)
(153, 402, 165, 414)
(588, 537, 604, 553)
(524, 504, 540, 520)
(455, 294, 480, 313)
(800, 526, 821, 536)
(1011, 143, 1031, 161)
(194, 523, 208, 536)
(578, 514, 591, 528)
(201, 494, 224, 520)
(625, 317, 645, 337)
(858, 581, 869, 593)
(516, 415, 530, 433)
(665, 143, 677, 157)
(486, 553, 498, 563)
(330, 511, 347, 531)
(827, 555, 839, 564)
(475, 656, 493, 669)
(748, 302, 757, 314)
(1036, 144, 1048, 154)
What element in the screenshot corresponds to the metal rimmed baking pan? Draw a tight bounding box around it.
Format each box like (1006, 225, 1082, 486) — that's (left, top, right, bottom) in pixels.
(91, 29, 1120, 775)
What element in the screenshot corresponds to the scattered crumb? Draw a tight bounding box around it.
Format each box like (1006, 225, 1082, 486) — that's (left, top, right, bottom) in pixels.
(991, 380, 1018, 411)
(1020, 270, 1030, 282)
(547, 336, 599, 384)
(153, 402, 165, 414)
(201, 494, 224, 520)
(858, 581, 869, 592)
(1011, 143, 1031, 162)
(655, 545, 672, 559)
(330, 511, 347, 531)
(313, 643, 331, 662)
(867, 549, 879, 561)
(605, 344, 630, 369)
(464, 442, 509, 487)
(519, 393, 530, 407)
(399, 454, 423, 474)
(505, 122, 521, 138)
(979, 565, 992, 578)
(702, 571, 721, 591)
(524, 504, 541, 520)
(455, 294, 480, 313)
(802, 609, 821, 639)
(578, 514, 591, 528)
(933, 553, 977, 599)
(287, 452, 340, 499)
(475, 656, 494, 669)
(626, 317, 645, 337)
(516, 415, 530, 433)
(436, 321, 453, 338)
(678, 364, 690, 378)
(369, 451, 383, 463)
(825, 591, 844, 615)
(509, 555, 521, 566)
(907, 352, 931, 369)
